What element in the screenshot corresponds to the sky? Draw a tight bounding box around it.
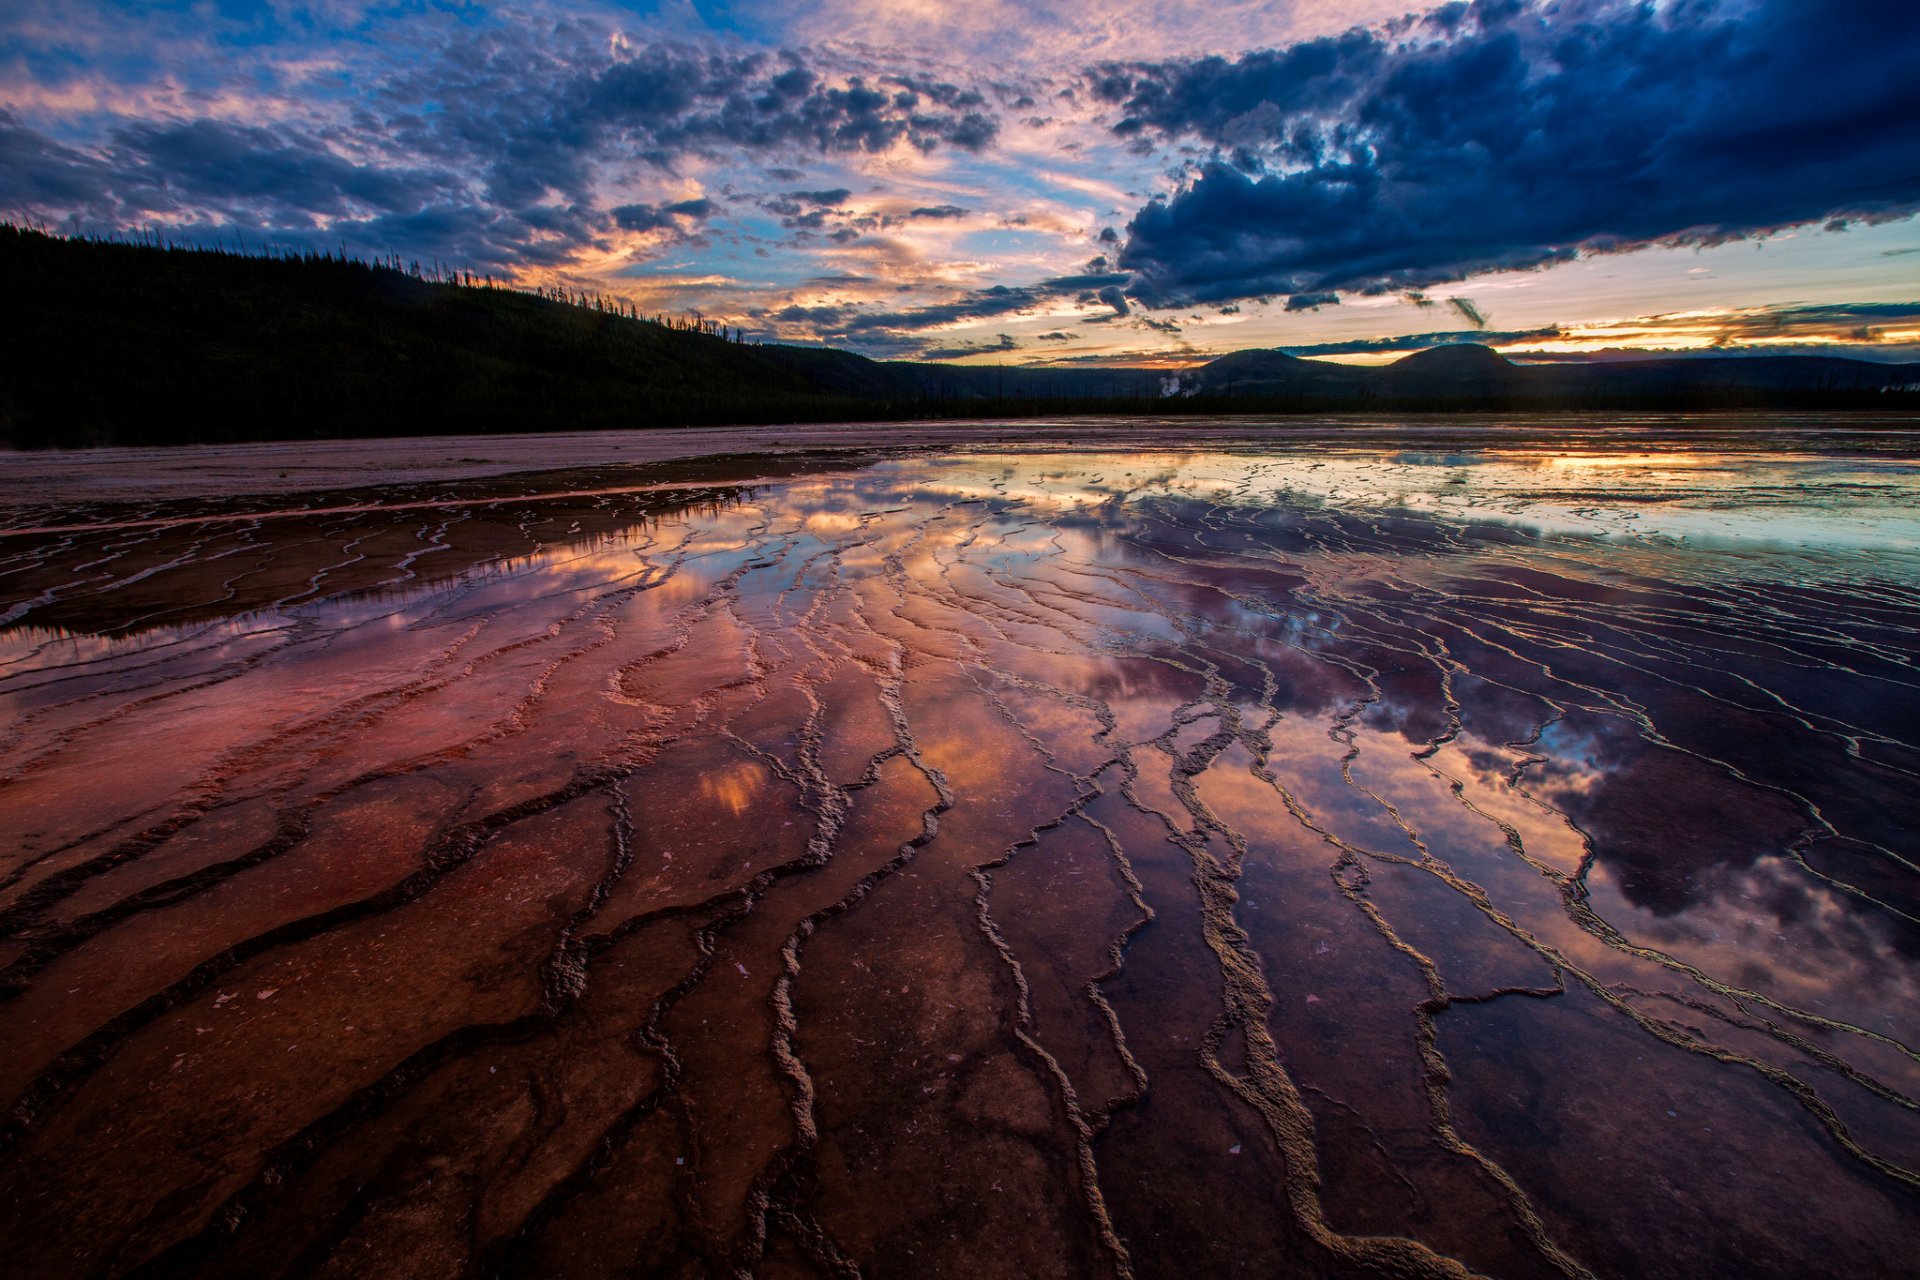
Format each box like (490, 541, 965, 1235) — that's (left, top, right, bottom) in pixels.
(4, 0, 1918, 366)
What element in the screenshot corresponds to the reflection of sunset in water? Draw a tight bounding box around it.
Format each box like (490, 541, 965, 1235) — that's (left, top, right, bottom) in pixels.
(0, 438, 1916, 1280)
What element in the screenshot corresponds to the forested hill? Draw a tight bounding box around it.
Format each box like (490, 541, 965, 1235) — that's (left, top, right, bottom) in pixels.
(2, 225, 843, 446)
(4, 226, 1915, 448)
(1, 226, 1181, 447)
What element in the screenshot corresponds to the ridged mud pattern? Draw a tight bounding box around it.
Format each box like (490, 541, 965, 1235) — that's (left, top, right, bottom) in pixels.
(2, 436, 1918, 1279)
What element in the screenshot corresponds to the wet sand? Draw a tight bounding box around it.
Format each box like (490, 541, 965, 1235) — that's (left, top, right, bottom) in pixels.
(1, 424, 1917, 1278)
(5, 411, 1915, 506)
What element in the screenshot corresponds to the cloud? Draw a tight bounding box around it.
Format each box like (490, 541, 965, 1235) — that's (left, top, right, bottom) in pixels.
(749, 266, 1158, 352)
(0, 19, 1006, 276)
(1511, 345, 1920, 363)
(1104, 0, 1920, 305)
(9, 0, 1914, 366)
(1279, 328, 1564, 357)
(1093, 28, 1382, 139)
(0, 113, 117, 209)
(918, 332, 1020, 359)
(1, 111, 461, 224)
(380, 36, 1003, 215)
(1447, 297, 1486, 330)
(1561, 300, 1920, 353)
(769, 0, 1415, 66)
(114, 119, 442, 214)
(1705, 300, 1920, 336)
(1296, 301, 1920, 360)
(0, 108, 575, 269)
(610, 197, 716, 232)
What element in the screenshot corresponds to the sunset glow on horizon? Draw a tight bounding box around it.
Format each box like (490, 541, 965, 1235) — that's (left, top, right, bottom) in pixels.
(4, 0, 1917, 367)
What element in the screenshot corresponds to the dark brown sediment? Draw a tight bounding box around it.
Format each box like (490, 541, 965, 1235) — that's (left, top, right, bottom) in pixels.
(1, 430, 1918, 1278)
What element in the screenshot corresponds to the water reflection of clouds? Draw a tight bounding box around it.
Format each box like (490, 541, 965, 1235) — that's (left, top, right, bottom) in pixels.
(0, 487, 756, 645)
(901, 447, 1920, 567)
(4, 439, 1916, 1269)
(1590, 854, 1920, 1041)
(7, 446, 1914, 990)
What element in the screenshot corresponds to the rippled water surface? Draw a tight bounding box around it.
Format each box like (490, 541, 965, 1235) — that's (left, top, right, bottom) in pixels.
(2, 433, 1918, 1279)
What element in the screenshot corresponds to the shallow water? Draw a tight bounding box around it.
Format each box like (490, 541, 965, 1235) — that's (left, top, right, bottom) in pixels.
(1, 434, 1917, 1279)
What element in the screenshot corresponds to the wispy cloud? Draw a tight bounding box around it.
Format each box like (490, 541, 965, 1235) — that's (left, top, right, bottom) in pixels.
(1510, 301, 1920, 360)
(1292, 302, 1920, 362)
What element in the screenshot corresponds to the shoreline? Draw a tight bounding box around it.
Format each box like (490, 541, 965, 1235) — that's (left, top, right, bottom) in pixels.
(4, 412, 1919, 508)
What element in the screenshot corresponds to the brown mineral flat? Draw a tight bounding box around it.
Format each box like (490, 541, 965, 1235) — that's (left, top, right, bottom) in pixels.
(1, 422, 1917, 1279)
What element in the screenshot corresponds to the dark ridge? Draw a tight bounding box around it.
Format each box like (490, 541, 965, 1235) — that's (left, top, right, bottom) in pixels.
(4, 225, 1917, 449)
(1385, 343, 1516, 375)
(1188, 340, 1917, 407)
(1175, 348, 1369, 399)
(751, 343, 1164, 402)
(0, 224, 844, 448)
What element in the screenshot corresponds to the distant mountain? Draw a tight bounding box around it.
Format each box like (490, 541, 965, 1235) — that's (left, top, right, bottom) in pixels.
(3, 228, 1914, 448)
(753, 344, 1162, 402)
(1180, 348, 1367, 397)
(1189, 342, 1916, 406)
(1379, 342, 1525, 387)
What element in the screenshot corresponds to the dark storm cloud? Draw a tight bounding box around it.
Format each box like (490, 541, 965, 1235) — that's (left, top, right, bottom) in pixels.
(609, 197, 715, 232)
(1099, 0, 1920, 306)
(1094, 28, 1383, 141)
